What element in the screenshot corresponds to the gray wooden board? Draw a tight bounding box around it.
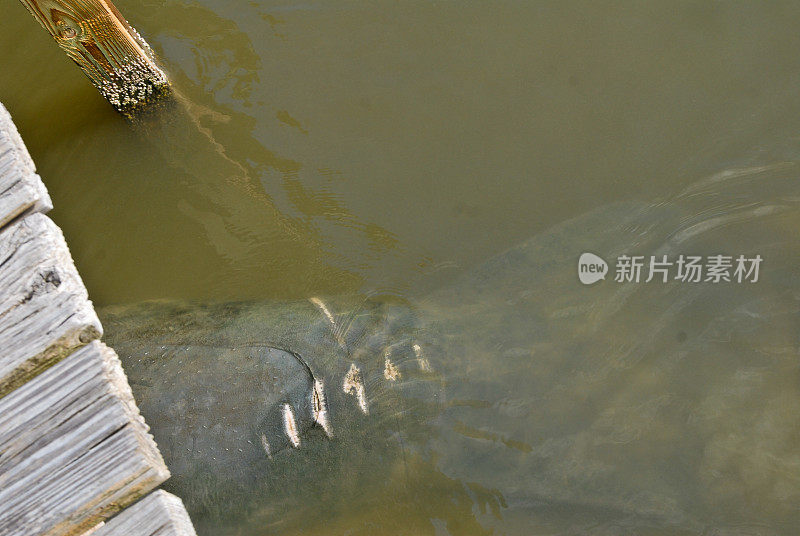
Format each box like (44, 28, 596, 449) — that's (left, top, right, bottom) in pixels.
(0, 341, 170, 536)
(86, 491, 197, 536)
(0, 103, 52, 229)
(0, 100, 194, 535)
(0, 213, 102, 396)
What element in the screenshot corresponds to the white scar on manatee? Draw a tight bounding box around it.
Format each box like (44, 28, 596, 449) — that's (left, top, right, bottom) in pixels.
(413, 343, 433, 372)
(282, 404, 301, 448)
(312, 379, 333, 437)
(383, 351, 401, 381)
(343, 363, 369, 414)
(260, 433, 273, 460)
(309, 297, 347, 349)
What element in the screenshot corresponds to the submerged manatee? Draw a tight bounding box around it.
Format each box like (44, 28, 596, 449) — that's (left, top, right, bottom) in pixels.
(102, 162, 800, 535)
(102, 296, 455, 534)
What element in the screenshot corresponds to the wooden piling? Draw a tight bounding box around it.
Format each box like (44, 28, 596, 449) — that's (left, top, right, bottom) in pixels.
(0, 103, 195, 535)
(17, 0, 170, 114)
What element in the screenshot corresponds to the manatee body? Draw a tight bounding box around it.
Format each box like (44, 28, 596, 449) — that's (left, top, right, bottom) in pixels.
(102, 162, 800, 535)
(101, 297, 447, 533)
(414, 162, 800, 535)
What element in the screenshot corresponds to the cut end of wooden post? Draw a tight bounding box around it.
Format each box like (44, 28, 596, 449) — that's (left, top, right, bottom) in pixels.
(19, 0, 172, 116)
(96, 55, 172, 117)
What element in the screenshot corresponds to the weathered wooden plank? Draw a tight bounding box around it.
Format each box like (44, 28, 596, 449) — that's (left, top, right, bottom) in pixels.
(0, 104, 52, 229)
(0, 341, 170, 536)
(17, 0, 170, 114)
(0, 213, 102, 397)
(86, 491, 197, 536)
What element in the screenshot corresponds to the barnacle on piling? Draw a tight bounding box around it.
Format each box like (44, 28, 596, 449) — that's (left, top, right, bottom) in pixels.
(95, 56, 171, 117)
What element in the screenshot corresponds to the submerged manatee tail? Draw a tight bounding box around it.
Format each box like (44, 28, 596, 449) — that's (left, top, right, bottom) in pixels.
(418, 161, 800, 533)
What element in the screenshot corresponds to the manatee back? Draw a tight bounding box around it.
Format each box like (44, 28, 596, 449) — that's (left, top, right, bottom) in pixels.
(418, 163, 800, 533)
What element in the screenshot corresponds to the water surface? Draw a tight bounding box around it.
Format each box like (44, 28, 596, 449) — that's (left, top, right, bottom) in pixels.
(3, 2, 799, 304)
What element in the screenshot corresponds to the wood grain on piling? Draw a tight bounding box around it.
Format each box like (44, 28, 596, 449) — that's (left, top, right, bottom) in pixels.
(0, 341, 170, 536)
(17, 0, 170, 113)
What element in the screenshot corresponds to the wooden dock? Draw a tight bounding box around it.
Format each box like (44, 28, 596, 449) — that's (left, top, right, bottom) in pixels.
(0, 103, 196, 536)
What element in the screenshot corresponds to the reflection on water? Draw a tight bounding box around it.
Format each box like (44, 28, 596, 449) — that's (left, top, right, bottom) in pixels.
(5, 1, 800, 303)
(4, 1, 800, 535)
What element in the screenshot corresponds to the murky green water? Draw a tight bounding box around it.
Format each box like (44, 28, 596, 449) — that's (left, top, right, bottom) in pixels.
(4, 1, 799, 305)
(3, 1, 800, 535)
